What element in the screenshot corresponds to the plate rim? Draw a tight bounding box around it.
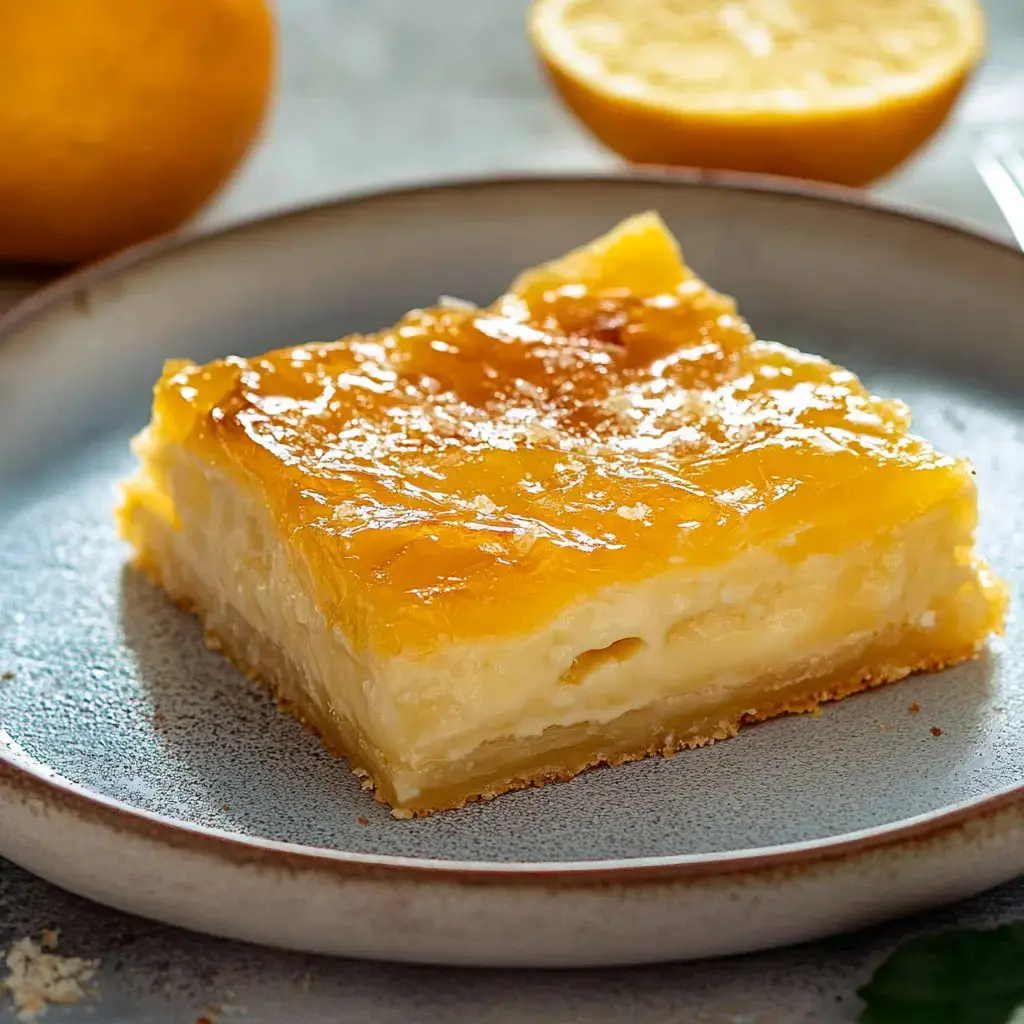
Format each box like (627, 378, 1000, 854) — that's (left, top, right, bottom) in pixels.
(2, 165, 1021, 334)
(2, 167, 1022, 886)
(3, 751, 1023, 884)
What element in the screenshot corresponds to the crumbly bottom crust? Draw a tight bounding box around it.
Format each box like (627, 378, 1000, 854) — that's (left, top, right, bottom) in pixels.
(133, 556, 983, 818)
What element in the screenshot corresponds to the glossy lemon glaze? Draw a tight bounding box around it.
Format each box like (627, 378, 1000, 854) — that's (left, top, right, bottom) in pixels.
(143, 214, 971, 653)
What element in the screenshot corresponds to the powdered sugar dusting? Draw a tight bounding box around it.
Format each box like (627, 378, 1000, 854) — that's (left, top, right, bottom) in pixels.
(616, 502, 651, 522)
(470, 494, 499, 515)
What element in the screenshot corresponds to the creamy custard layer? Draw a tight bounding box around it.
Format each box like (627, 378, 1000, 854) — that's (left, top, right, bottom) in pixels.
(118, 212, 1007, 813)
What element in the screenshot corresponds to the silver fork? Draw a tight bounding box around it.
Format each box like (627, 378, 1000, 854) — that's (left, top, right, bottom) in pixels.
(971, 135, 1024, 250)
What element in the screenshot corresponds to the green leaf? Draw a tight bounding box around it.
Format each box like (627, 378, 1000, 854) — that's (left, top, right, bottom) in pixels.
(861, 993, 1024, 1024)
(858, 923, 1024, 1024)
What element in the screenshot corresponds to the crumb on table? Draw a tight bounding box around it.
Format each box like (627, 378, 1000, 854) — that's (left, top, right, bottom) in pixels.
(1, 933, 99, 1021)
(931, 726, 943, 737)
(909, 702, 920, 714)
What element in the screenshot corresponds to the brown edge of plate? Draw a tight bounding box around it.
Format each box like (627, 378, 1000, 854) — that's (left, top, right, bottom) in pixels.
(1, 166, 1022, 889)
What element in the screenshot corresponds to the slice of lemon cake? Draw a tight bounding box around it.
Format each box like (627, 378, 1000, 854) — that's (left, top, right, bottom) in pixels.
(118, 212, 1006, 815)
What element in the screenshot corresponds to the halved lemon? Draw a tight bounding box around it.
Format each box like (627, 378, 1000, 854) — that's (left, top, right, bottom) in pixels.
(529, 0, 985, 185)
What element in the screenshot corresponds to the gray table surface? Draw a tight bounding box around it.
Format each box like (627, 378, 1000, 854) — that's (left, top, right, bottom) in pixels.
(2, 1, 1024, 1021)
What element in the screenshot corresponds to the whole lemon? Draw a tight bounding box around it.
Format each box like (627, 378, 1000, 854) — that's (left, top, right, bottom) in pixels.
(0, 0, 275, 264)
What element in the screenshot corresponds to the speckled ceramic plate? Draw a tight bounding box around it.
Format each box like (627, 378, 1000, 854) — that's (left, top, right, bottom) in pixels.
(1, 174, 1023, 968)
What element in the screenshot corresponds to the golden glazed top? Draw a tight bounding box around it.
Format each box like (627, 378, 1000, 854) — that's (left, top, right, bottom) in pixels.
(143, 214, 966, 653)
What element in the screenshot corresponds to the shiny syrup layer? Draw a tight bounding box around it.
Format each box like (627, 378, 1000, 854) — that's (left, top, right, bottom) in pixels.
(151, 256, 965, 654)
